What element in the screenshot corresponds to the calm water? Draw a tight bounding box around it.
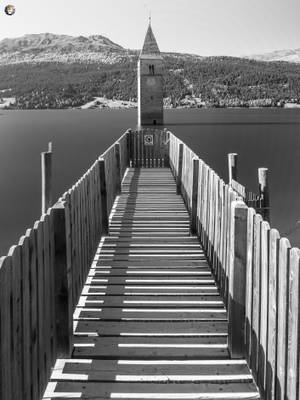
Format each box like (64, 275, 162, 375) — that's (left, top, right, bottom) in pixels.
(1, 108, 300, 255)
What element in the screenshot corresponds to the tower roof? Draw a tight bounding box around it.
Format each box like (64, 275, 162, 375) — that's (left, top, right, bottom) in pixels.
(140, 23, 161, 57)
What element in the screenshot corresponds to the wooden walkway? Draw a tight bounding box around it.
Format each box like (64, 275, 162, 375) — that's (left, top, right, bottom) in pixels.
(44, 168, 260, 400)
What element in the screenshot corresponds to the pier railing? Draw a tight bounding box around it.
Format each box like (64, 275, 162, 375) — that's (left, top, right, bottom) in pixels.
(169, 131, 300, 400)
(1, 128, 299, 400)
(0, 132, 129, 400)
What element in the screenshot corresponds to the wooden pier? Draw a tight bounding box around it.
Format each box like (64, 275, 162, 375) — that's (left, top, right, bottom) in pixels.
(1, 129, 299, 400)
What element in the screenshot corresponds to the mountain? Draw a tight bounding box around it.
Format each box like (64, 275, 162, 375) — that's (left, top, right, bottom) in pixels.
(0, 33, 127, 64)
(0, 33, 202, 65)
(248, 48, 300, 64)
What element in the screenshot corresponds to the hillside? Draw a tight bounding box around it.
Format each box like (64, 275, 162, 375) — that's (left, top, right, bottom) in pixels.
(248, 48, 300, 64)
(1, 33, 300, 109)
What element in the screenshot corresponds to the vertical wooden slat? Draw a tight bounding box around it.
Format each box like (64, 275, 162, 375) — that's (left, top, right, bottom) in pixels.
(36, 221, 46, 395)
(28, 228, 39, 400)
(10, 245, 23, 399)
(176, 143, 183, 194)
(276, 237, 291, 400)
(42, 215, 52, 379)
(190, 157, 199, 234)
(286, 247, 300, 400)
(266, 228, 280, 400)
(52, 201, 73, 357)
(258, 220, 270, 394)
(220, 185, 229, 295)
(251, 213, 263, 378)
(224, 189, 237, 304)
(245, 208, 256, 365)
(217, 181, 225, 284)
(0, 255, 12, 400)
(228, 201, 248, 358)
(196, 160, 203, 238)
(19, 232, 32, 400)
(99, 158, 109, 235)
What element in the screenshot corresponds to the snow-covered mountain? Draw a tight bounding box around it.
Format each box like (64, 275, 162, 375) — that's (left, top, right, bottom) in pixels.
(247, 48, 300, 63)
(0, 33, 203, 65)
(0, 33, 129, 64)
(0, 33, 299, 65)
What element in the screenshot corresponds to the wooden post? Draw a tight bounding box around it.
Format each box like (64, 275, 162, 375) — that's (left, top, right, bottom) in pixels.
(52, 201, 72, 357)
(228, 153, 238, 184)
(115, 142, 121, 194)
(99, 158, 109, 235)
(41, 142, 53, 214)
(126, 129, 132, 167)
(176, 143, 184, 194)
(228, 200, 248, 358)
(258, 167, 270, 223)
(190, 157, 199, 234)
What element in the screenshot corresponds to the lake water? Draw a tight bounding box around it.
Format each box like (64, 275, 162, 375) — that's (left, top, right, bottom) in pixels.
(1, 108, 300, 255)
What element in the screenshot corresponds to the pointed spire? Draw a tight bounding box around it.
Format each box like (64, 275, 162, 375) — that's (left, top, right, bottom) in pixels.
(140, 21, 161, 56)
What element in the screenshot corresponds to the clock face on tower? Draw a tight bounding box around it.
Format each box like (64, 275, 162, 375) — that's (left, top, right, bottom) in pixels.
(146, 77, 156, 86)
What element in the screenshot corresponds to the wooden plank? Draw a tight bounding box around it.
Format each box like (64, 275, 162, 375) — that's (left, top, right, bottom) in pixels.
(10, 245, 23, 399)
(176, 143, 183, 194)
(286, 247, 300, 400)
(0, 255, 12, 400)
(19, 233, 32, 400)
(250, 213, 263, 378)
(52, 201, 73, 357)
(99, 158, 109, 235)
(36, 221, 47, 396)
(245, 208, 256, 366)
(28, 227, 39, 400)
(228, 201, 248, 358)
(257, 220, 270, 394)
(72, 336, 228, 359)
(276, 237, 291, 400)
(52, 358, 253, 382)
(44, 381, 260, 398)
(43, 215, 53, 374)
(48, 207, 57, 363)
(80, 294, 223, 307)
(74, 320, 228, 335)
(74, 307, 226, 321)
(86, 277, 215, 286)
(265, 228, 280, 400)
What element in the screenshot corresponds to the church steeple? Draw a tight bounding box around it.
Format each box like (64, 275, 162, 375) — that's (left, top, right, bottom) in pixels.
(140, 22, 161, 57)
(138, 20, 164, 127)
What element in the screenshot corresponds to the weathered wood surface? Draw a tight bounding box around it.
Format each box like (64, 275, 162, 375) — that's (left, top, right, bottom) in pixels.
(129, 129, 169, 168)
(44, 168, 259, 399)
(168, 133, 299, 400)
(2, 129, 299, 400)
(0, 131, 130, 400)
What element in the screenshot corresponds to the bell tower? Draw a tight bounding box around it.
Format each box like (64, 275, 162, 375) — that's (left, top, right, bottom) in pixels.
(138, 20, 164, 127)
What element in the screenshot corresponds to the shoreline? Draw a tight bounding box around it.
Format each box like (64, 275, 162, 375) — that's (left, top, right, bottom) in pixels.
(2, 106, 300, 111)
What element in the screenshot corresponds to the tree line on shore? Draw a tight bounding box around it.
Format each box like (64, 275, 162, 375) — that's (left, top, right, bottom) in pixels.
(1, 55, 300, 109)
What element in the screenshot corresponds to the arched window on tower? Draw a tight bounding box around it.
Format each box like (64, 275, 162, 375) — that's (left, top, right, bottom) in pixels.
(149, 65, 155, 75)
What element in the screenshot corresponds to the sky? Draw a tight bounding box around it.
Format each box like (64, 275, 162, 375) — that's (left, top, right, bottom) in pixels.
(0, 0, 300, 56)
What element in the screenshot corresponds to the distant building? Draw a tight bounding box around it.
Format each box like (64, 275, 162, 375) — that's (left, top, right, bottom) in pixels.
(138, 21, 164, 127)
